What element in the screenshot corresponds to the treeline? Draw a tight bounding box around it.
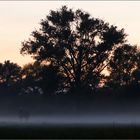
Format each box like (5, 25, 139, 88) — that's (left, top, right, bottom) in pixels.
(1, 6, 140, 98)
(0, 60, 60, 95)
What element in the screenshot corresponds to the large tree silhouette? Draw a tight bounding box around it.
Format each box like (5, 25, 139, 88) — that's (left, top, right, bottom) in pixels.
(21, 6, 126, 92)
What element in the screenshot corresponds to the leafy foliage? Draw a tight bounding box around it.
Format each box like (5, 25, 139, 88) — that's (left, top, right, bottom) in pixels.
(0, 60, 22, 87)
(106, 44, 138, 88)
(22, 62, 64, 94)
(21, 6, 126, 92)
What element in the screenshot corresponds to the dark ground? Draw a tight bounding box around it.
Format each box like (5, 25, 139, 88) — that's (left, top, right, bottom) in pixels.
(1, 124, 140, 139)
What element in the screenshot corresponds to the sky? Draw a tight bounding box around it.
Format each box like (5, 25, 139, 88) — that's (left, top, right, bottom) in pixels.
(0, 1, 140, 66)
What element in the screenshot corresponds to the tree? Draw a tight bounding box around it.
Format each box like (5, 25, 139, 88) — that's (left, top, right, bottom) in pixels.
(129, 52, 140, 90)
(22, 62, 40, 88)
(20, 6, 126, 93)
(0, 60, 22, 94)
(38, 64, 65, 93)
(0, 60, 22, 87)
(22, 62, 64, 94)
(106, 44, 138, 88)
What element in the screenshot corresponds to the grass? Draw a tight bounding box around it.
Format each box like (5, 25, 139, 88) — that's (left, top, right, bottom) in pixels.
(0, 124, 140, 139)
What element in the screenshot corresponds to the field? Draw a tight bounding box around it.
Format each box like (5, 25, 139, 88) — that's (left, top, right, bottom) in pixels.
(0, 94, 140, 138)
(0, 124, 140, 139)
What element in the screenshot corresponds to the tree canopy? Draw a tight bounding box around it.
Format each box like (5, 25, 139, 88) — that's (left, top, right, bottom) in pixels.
(0, 60, 22, 87)
(20, 6, 127, 92)
(106, 44, 138, 88)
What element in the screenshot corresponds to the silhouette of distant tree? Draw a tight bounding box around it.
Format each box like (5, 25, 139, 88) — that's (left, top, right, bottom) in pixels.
(128, 52, 140, 91)
(38, 64, 65, 94)
(0, 60, 22, 87)
(106, 44, 138, 88)
(0, 60, 22, 95)
(132, 69, 140, 83)
(22, 62, 40, 88)
(18, 107, 30, 122)
(20, 6, 126, 93)
(22, 62, 64, 94)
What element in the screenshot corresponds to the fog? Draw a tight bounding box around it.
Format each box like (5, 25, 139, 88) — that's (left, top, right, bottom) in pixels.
(1, 113, 140, 126)
(0, 94, 140, 126)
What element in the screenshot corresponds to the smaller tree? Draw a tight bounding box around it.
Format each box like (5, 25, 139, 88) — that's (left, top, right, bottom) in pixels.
(22, 62, 64, 94)
(22, 62, 40, 87)
(0, 60, 22, 87)
(129, 52, 140, 91)
(38, 64, 65, 94)
(106, 44, 138, 88)
(0, 60, 22, 94)
(132, 69, 140, 82)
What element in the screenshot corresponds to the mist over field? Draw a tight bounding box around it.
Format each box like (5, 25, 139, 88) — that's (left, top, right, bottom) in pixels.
(0, 93, 140, 126)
